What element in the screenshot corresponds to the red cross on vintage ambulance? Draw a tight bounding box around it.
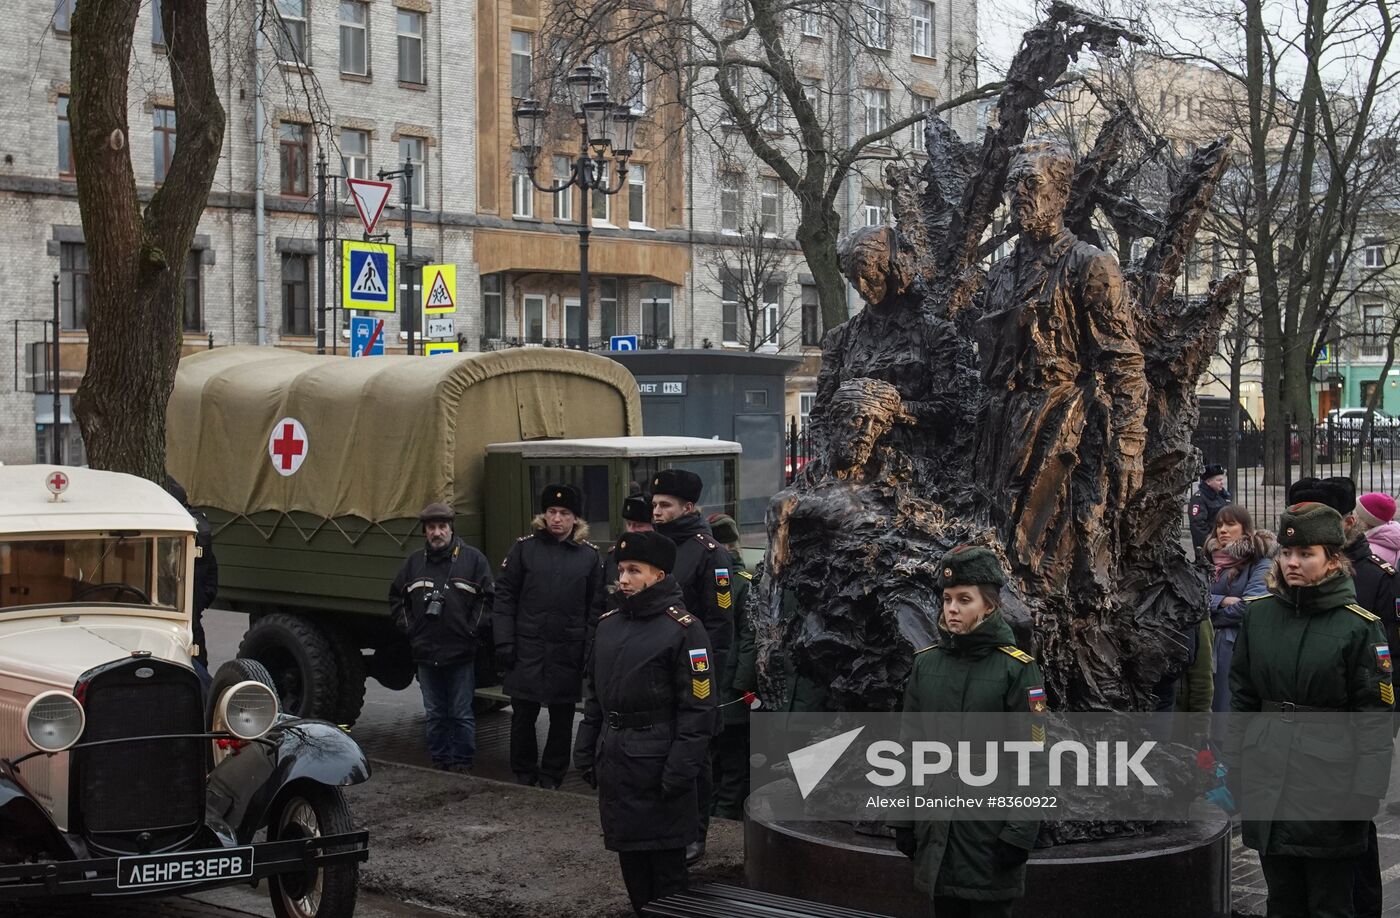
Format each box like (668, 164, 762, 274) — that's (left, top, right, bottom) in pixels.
(45, 470, 69, 497)
(267, 417, 309, 476)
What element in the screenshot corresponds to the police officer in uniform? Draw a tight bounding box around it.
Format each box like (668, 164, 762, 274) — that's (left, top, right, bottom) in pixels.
(1228, 502, 1394, 918)
(1190, 463, 1232, 561)
(650, 469, 733, 861)
(573, 530, 715, 916)
(890, 546, 1043, 918)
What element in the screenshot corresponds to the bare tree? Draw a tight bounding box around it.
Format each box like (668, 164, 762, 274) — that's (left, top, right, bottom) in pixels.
(701, 216, 804, 350)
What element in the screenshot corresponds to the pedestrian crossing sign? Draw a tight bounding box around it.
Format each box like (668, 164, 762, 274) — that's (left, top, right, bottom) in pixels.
(422, 264, 457, 314)
(341, 240, 396, 312)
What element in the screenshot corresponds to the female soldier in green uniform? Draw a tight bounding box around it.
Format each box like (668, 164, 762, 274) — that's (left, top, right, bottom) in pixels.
(1229, 501, 1395, 917)
(890, 545, 1044, 918)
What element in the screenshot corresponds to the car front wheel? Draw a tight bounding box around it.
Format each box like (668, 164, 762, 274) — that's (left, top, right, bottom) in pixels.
(267, 784, 358, 918)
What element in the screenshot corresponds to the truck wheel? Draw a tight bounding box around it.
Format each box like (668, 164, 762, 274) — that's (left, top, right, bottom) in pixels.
(239, 614, 342, 720)
(267, 783, 358, 918)
(206, 658, 277, 728)
(327, 631, 368, 727)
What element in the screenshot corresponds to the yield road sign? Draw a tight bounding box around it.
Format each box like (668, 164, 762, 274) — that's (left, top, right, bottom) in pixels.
(268, 417, 309, 476)
(346, 177, 394, 235)
(342, 241, 395, 311)
(422, 264, 456, 314)
(610, 335, 638, 351)
(351, 316, 385, 356)
(424, 341, 459, 356)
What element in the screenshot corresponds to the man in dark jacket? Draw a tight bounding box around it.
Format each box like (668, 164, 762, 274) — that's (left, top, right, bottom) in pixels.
(650, 468, 731, 861)
(1286, 476, 1399, 916)
(573, 530, 715, 916)
(1189, 463, 1232, 560)
(164, 477, 218, 669)
(390, 502, 494, 772)
(495, 484, 603, 788)
(706, 513, 756, 820)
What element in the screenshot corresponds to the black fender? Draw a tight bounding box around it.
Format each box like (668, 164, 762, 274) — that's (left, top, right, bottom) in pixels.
(0, 761, 77, 862)
(204, 719, 370, 845)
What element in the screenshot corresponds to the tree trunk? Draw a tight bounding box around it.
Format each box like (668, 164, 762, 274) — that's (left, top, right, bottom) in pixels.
(70, 0, 226, 482)
(796, 205, 849, 334)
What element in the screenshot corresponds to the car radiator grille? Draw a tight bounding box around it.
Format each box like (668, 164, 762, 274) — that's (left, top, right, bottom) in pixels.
(73, 660, 205, 852)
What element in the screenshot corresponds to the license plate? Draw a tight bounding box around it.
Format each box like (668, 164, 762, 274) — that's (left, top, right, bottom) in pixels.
(116, 846, 254, 889)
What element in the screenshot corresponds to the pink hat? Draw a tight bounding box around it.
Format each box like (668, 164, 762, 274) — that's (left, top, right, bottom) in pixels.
(1356, 492, 1397, 529)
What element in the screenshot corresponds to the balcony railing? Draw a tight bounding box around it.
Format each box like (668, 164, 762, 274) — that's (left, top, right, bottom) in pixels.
(478, 335, 675, 352)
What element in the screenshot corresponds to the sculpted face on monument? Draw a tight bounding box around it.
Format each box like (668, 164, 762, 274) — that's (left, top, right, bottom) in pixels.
(837, 225, 911, 309)
(1007, 141, 1075, 242)
(826, 379, 906, 474)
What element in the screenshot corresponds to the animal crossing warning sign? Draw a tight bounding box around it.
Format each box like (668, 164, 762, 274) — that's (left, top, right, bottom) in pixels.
(341, 240, 396, 312)
(422, 264, 457, 314)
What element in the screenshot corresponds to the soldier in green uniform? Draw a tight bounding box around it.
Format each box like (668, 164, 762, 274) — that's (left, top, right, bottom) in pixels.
(889, 545, 1043, 918)
(1228, 501, 1395, 918)
(706, 513, 757, 820)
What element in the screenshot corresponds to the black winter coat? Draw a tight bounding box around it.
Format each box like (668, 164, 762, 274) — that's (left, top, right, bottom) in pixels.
(191, 507, 219, 614)
(390, 537, 495, 667)
(494, 528, 603, 704)
(1346, 534, 1400, 649)
(1189, 484, 1232, 554)
(573, 576, 715, 851)
(655, 513, 734, 675)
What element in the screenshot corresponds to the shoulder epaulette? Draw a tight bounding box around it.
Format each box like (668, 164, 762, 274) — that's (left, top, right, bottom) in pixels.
(581, 539, 598, 550)
(516, 534, 532, 542)
(998, 645, 1035, 664)
(1243, 594, 1270, 602)
(1372, 555, 1397, 576)
(1347, 603, 1381, 622)
(914, 644, 937, 654)
(738, 570, 754, 581)
(667, 607, 696, 626)
(696, 533, 719, 551)
(598, 609, 619, 622)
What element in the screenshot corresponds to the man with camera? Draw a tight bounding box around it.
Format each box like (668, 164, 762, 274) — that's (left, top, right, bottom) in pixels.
(390, 502, 495, 772)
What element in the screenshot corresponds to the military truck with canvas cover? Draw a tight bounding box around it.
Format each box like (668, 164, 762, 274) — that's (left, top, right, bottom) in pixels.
(166, 346, 740, 724)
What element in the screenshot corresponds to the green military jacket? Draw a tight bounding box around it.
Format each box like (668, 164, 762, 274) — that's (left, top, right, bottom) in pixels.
(1228, 571, 1394, 858)
(889, 612, 1044, 901)
(719, 556, 757, 726)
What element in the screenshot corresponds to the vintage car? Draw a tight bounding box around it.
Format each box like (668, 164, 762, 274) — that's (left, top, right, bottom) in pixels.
(0, 465, 369, 917)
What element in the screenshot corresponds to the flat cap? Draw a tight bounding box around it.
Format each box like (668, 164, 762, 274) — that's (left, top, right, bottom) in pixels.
(419, 502, 455, 523)
(652, 468, 703, 504)
(938, 545, 1007, 589)
(615, 530, 676, 574)
(1277, 501, 1345, 548)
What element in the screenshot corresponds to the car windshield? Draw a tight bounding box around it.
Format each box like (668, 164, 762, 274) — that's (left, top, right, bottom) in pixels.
(0, 534, 186, 612)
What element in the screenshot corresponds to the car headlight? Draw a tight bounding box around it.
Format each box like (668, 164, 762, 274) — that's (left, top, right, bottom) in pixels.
(23, 691, 84, 753)
(216, 681, 279, 741)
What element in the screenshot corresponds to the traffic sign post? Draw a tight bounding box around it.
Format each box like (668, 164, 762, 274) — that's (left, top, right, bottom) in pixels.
(424, 341, 459, 356)
(346, 178, 394, 236)
(351, 316, 385, 357)
(341, 241, 396, 312)
(610, 335, 638, 352)
(422, 264, 457, 314)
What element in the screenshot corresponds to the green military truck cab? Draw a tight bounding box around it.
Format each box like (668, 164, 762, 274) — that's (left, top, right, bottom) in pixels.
(166, 346, 741, 725)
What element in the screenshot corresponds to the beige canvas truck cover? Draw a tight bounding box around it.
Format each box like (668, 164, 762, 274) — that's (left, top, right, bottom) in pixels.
(166, 346, 642, 523)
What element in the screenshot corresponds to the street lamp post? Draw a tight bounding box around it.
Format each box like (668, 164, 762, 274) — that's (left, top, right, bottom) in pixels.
(513, 65, 640, 352)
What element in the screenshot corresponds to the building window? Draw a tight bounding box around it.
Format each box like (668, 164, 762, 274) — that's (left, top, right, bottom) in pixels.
(641, 283, 672, 341)
(399, 136, 426, 207)
(760, 177, 782, 234)
(589, 49, 611, 94)
(57, 95, 73, 177)
(864, 0, 889, 49)
(911, 0, 934, 57)
(801, 285, 821, 345)
(184, 250, 203, 332)
(397, 10, 425, 84)
(153, 105, 177, 184)
(863, 187, 889, 226)
(553, 156, 574, 221)
(720, 173, 741, 233)
(592, 167, 611, 224)
(721, 0, 746, 22)
(627, 51, 647, 114)
(911, 95, 934, 151)
(719, 66, 742, 124)
(722, 278, 740, 345)
(762, 282, 782, 346)
(801, 80, 822, 120)
(511, 151, 534, 218)
(59, 242, 89, 330)
(799, 391, 816, 427)
(628, 164, 647, 226)
(523, 294, 545, 343)
(54, 0, 73, 32)
(600, 278, 619, 340)
(274, 0, 308, 64)
(1363, 302, 1386, 356)
(864, 87, 890, 136)
(279, 122, 309, 196)
(801, 8, 822, 36)
(152, 0, 164, 45)
(511, 31, 532, 98)
(340, 1, 368, 76)
(281, 254, 311, 336)
(340, 128, 369, 199)
(565, 298, 583, 343)
(482, 274, 504, 339)
(1364, 238, 1387, 269)
(760, 74, 782, 132)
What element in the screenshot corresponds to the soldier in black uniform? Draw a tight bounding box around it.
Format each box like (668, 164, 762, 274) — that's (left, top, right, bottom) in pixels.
(599, 495, 656, 616)
(574, 530, 715, 916)
(650, 468, 732, 862)
(164, 476, 218, 670)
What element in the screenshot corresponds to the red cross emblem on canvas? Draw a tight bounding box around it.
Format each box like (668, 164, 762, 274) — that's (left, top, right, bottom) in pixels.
(268, 418, 309, 476)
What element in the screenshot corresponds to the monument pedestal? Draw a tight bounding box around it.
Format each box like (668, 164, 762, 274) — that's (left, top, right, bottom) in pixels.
(745, 781, 1231, 918)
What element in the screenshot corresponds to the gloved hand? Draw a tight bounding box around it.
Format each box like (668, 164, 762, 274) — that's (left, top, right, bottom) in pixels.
(993, 840, 1030, 869)
(893, 827, 918, 860)
(581, 767, 597, 789)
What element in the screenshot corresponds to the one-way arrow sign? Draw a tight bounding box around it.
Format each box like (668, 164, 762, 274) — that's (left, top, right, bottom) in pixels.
(346, 177, 394, 235)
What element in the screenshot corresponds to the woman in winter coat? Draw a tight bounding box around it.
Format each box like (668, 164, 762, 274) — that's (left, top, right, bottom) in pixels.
(890, 546, 1043, 918)
(1205, 505, 1275, 714)
(1228, 502, 1394, 916)
(1355, 492, 1400, 566)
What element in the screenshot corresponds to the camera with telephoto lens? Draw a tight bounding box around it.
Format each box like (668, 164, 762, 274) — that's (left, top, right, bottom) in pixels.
(424, 589, 446, 618)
